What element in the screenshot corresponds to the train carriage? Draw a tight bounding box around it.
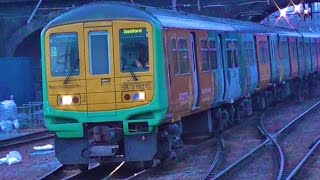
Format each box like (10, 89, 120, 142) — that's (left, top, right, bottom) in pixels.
(41, 2, 320, 168)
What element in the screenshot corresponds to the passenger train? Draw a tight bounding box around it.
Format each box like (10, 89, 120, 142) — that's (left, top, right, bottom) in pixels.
(41, 2, 320, 169)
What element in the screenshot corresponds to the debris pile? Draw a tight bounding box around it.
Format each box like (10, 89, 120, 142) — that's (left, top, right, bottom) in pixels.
(0, 95, 19, 133)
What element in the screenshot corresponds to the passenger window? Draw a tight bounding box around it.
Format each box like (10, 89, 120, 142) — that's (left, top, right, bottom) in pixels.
(208, 40, 217, 69)
(279, 41, 287, 60)
(89, 31, 110, 75)
(258, 41, 268, 63)
(200, 39, 210, 71)
(50, 33, 79, 77)
(233, 41, 239, 67)
(171, 38, 179, 75)
(248, 41, 255, 65)
(178, 38, 190, 74)
(120, 28, 149, 72)
(226, 40, 233, 68)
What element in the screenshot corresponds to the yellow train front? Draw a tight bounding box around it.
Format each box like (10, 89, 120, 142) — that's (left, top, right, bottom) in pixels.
(41, 2, 169, 168)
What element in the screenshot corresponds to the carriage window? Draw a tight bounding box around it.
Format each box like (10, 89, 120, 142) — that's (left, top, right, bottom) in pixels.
(233, 41, 239, 67)
(178, 38, 190, 74)
(226, 40, 239, 68)
(258, 41, 268, 63)
(279, 41, 288, 60)
(172, 38, 179, 75)
(209, 40, 217, 69)
(200, 39, 209, 71)
(89, 31, 110, 75)
(289, 42, 297, 60)
(299, 42, 304, 58)
(248, 41, 255, 65)
(50, 33, 79, 77)
(226, 41, 233, 68)
(120, 28, 149, 72)
(304, 42, 310, 60)
(243, 41, 251, 66)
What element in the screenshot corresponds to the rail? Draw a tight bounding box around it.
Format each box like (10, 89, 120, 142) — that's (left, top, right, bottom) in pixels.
(211, 100, 320, 179)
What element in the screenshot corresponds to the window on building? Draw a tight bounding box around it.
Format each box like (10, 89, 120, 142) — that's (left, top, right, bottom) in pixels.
(178, 38, 190, 74)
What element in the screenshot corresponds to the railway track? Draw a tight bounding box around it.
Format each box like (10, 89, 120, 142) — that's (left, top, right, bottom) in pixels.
(202, 100, 320, 180)
(42, 135, 220, 180)
(0, 130, 53, 150)
(122, 136, 221, 180)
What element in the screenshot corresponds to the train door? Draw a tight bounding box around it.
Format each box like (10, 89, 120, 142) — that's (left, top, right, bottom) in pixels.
(165, 29, 194, 116)
(240, 34, 258, 95)
(279, 36, 291, 81)
(212, 33, 225, 104)
(222, 33, 241, 102)
(83, 22, 116, 115)
(304, 38, 312, 74)
(255, 34, 271, 91)
(317, 39, 320, 72)
(310, 39, 317, 73)
(269, 34, 279, 83)
(297, 37, 306, 77)
(288, 37, 299, 78)
(196, 31, 215, 109)
(190, 32, 200, 110)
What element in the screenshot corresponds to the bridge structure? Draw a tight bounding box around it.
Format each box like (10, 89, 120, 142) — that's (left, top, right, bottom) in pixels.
(0, 0, 319, 58)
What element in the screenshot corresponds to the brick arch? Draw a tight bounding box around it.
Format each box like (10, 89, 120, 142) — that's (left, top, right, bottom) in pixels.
(5, 10, 66, 57)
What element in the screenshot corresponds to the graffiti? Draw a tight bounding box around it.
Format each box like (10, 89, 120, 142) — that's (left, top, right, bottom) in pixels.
(201, 87, 211, 95)
(179, 92, 189, 105)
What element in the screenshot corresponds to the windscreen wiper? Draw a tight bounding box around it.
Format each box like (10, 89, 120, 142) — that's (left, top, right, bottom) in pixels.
(64, 57, 78, 85)
(129, 71, 138, 81)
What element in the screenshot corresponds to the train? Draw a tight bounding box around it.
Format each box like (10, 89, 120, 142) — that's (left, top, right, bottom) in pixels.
(41, 2, 320, 170)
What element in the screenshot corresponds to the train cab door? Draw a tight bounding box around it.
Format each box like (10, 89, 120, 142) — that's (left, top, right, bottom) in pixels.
(83, 22, 116, 116)
(190, 32, 200, 110)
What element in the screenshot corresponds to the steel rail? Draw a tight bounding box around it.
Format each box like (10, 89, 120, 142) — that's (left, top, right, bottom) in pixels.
(124, 136, 217, 180)
(0, 130, 53, 150)
(258, 114, 284, 180)
(213, 100, 320, 179)
(201, 134, 223, 180)
(285, 137, 320, 180)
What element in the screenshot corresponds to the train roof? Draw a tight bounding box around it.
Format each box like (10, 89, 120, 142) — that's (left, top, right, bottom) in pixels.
(44, 1, 319, 39)
(299, 32, 320, 38)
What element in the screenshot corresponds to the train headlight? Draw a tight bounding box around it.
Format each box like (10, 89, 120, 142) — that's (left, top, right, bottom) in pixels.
(58, 95, 80, 106)
(132, 91, 145, 101)
(61, 96, 73, 105)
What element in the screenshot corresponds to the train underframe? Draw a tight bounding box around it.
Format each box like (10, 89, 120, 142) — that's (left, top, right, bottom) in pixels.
(54, 73, 320, 170)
